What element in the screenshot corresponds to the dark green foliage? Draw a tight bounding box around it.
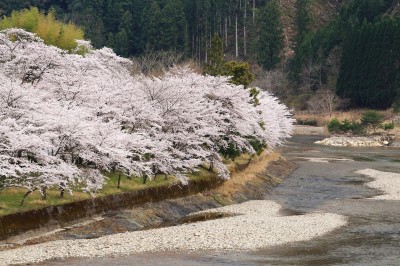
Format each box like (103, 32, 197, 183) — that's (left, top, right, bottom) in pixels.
(203, 33, 224, 76)
(203, 32, 254, 88)
(340, 0, 394, 24)
(361, 110, 384, 131)
(382, 122, 394, 132)
(292, 0, 400, 109)
(327, 118, 341, 133)
(295, 0, 311, 47)
(219, 142, 241, 161)
(140, 1, 162, 51)
(393, 98, 400, 114)
(291, 0, 311, 81)
(337, 18, 400, 109)
(254, 0, 283, 70)
(221, 61, 254, 88)
(204, 59, 254, 88)
(249, 87, 260, 106)
(159, 0, 186, 51)
(115, 28, 129, 57)
(0, 0, 276, 61)
(327, 118, 364, 135)
(247, 136, 266, 155)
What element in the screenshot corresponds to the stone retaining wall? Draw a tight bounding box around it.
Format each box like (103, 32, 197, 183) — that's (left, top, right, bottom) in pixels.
(0, 177, 222, 241)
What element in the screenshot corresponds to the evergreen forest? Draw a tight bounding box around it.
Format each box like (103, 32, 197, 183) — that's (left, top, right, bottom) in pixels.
(1, 0, 400, 109)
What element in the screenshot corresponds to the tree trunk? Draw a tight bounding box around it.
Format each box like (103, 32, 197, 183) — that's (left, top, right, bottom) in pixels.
(235, 11, 238, 57)
(253, 0, 255, 23)
(41, 187, 47, 200)
(117, 173, 122, 189)
(225, 17, 228, 47)
(20, 188, 37, 206)
(208, 161, 214, 172)
(244, 0, 247, 56)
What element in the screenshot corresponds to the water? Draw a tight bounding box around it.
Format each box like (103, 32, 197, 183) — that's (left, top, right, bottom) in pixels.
(45, 135, 400, 266)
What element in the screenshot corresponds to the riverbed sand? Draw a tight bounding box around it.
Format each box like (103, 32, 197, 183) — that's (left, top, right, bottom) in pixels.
(356, 169, 400, 200)
(0, 200, 347, 265)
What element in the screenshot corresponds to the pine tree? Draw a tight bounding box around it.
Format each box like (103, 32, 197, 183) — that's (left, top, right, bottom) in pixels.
(160, 0, 185, 51)
(106, 32, 115, 49)
(140, 0, 161, 51)
(115, 28, 129, 57)
(203, 33, 224, 76)
(209, 33, 223, 67)
(254, 0, 283, 70)
(290, 0, 311, 81)
(119, 11, 133, 54)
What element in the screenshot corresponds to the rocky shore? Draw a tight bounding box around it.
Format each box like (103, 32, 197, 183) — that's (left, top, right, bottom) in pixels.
(315, 136, 393, 147)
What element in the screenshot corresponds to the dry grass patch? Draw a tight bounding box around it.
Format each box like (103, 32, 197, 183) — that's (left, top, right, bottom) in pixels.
(215, 151, 281, 198)
(295, 109, 397, 127)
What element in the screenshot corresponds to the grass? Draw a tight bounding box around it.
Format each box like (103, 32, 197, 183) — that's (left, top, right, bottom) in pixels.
(0, 174, 175, 216)
(295, 110, 398, 127)
(0, 188, 90, 216)
(0, 154, 253, 216)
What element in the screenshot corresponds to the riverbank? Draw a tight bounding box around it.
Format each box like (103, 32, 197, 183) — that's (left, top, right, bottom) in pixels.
(0, 150, 350, 265)
(0, 152, 292, 248)
(293, 125, 400, 147)
(315, 136, 393, 147)
(0, 201, 346, 265)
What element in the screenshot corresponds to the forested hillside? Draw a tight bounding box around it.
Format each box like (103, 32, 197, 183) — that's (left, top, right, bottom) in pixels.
(1, 0, 400, 110)
(0, 0, 277, 62)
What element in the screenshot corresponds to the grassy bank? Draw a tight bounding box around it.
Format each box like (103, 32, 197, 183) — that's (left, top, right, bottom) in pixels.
(0, 174, 175, 216)
(0, 154, 260, 216)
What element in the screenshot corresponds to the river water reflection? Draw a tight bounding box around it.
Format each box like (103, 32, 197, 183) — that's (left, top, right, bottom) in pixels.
(46, 135, 400, 266)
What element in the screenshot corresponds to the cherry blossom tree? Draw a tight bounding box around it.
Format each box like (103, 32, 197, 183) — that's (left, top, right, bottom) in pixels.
(0, 28, 294, 203)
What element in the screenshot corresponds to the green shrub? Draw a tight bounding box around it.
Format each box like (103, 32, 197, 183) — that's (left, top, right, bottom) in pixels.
(327, 118, 341, 133)
(221, 61, 254, 88)
(339, 119, 352, 132)
(349, 121, 365, 135)
(296, 118, 318, 126)
(247, 136, 266, 155)
(219, 142, 241, 161)
(392, 98, 400, 114)
(361, 111, 384, 132)
(327, 118, 365, 135)
(382, 122, 394, 132)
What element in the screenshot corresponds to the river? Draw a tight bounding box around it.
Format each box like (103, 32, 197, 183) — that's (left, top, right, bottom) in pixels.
(44, 135, 400, 266)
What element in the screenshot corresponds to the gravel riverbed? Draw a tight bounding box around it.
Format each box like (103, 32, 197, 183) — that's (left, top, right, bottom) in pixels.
(356, 169, 400, 200)
(0, 200, 346, 265)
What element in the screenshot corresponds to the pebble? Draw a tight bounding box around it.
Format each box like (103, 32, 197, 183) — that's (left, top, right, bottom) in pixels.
(356, 169, 400, 200)
(0, 200, 347, 265)
(315, 136, 390, 147)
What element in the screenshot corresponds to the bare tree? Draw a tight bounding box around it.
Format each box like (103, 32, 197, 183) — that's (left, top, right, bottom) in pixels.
(130, 50, 185, 75)
(307, 89, 341, 116)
